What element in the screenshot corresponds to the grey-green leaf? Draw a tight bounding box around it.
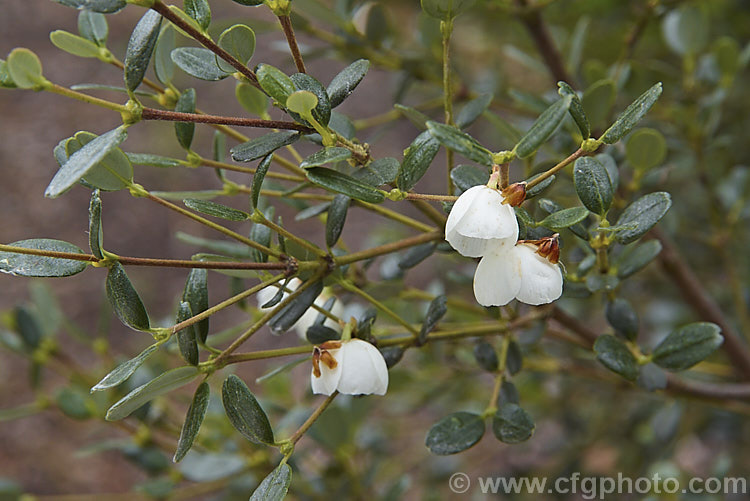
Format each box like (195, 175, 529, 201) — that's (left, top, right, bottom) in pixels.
(53, 0, 126, 14)
(231, 131, 300, 162)
(616, 240, 662, 278)
(217, 24, 255, 73)
(574, 156, 613, 215)
(176, 301, 199, 366)
(538, 207, 589, 230)
(473, 341, 499, 372)
(425, 412, 485, 455)
(126, 152, 182, 168)
(174, 381, 210, 462)
(600, 83, 663, 144)
(91, 344, 160, 392)
(251, 154, 272, 209)
(184, 199, 249, 221)
(45, 127, 128, 198)
(249, 463, 292, 501)
(327, 59, 370, 108)
(397, 130, 441, 191)
(269, 280, 324, 333)
(605, 298, 639, 341)
(78, 10, 108, 46)
(89, 190, 104, 259)
(513, 95, 572, 158)
(398, 242, 437, 270)
(450, 164, 489, 192)
(154, 25, 176, 85)
(0, 239, 88, 278)
(419, 295, 447, 345)
(171, 47, 230, 81)
(124, 10, 162, 92)
(50, 30, 102, 59)
(326, 195, 350, 248)
(182, 268, 209, 343)
(306, 168, 385, 203)
(175, 88, 196, 150)
(593, 334, 639, 381)
(558, 81, 590, 139)
(256, 63, 295, 105)
(652, 323, 723, 371)
(290, 73, 331, 127)
(492, 403, 535, 443)
(221, 374, 274, 444)
(351, 157, 400, 187)
(106, 366, 199, 420)
(184, 0, 211, 31)
(426, 121, 493, 166)
(106, 262, 150, 331)
(300, 147, 352, 168)
(394, 104, 430, 130)
(65, 131, 133, 192)
(614, 192, 672, 244)
(456, 93, 493, 129)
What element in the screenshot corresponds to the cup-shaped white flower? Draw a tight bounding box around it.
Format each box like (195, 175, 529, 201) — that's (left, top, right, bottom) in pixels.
(311, 339, 389, 396)
(445, 185, 519, 257)
(472, 235, 563, 307)
(257, 278, 344, 339)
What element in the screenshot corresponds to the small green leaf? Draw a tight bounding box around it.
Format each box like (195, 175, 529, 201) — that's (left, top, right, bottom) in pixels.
(426, 121, 493, 166)
(6, 48, 45, 89)
(600, 83, 663, 144)
(573, 156, 613, 216)
(290, 73, 331, 126)
(231, 131, 300, 162)
(652, 323, 723, 371)
(256, 64, 295, 105)
(326, 195, 350, 248)
(351, 157, 400, 187)
(126, 152, 182, 168)
(605, 298, 639, 341)
(327, 59, 370, 108)
(171, 47, 230, 81)
(251, 154, 272, 209)
(421, 0, 476, 20)
(300, 147, 352, 168)
(492, 403, 535, 443)
(456, 93, 493, 129)
(174, 381, 210, 462)
(184, 199, 249, 221)
(124, 10, 162, 92)
(0, 239, 88, 278)
(154, 25, 176, 85)
(582, 79, 616, 131)
(66, 130, 133, 192)
(513, 95, 572, 158)
(558, 81, 590, 139)
(306, 167, 385, 203)
(106, 262, 150, 331)
(182, 268, 209, 343)
(230, 0, 265, 5)
(269, 280, 324, 333)
(473, 341, 498, 372)
(236, 82, 268, 117)
(662, 5, 709, 56)
(175, 88, 196, 150)
(593, 334, 639, 381)
(50, 30, 102, 59)
(249, 463, 292, 501)
(450, 164, 489, 192)
(394, 104, 430, 130)
(91, 344, 160, 392)
(217, 24, 255, 73)
(78, 10, 108, 46)
(524, 174, 555, 199)
(616, 240, 662, 278)
(419, 295, 447, 345)
(0, 59, 17, 88)
(625, 128, 667, 170)
(286, 90, 318, 116)
(106, 366, 199, 420)
(425, 412, 485, 455)
(397, 130, 441, 191)
(221, 375, 274, 445)
(538, 207, 589, 230)
(614, 192, 672, 244)
(175, 301, 199, 366)
(249, 207, 274, 264)
(89, 190, 104, 259)
(53, 0, 126, 14)
(184, 0, 211, 31)
(398, 242, 437, 270)
(56, 387, 92, 420)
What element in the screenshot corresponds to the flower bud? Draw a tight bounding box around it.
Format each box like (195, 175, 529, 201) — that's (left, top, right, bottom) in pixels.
(501, 182, 527, 207)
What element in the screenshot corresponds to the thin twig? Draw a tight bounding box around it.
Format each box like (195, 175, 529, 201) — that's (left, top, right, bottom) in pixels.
(278, 15, 307, 74)
(141, 108, 313, 132)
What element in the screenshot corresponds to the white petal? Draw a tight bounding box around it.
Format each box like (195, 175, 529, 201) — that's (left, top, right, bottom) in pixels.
(454, 187, 518, 241)
(336, 339, 389, 396)
(472, 247, 522, 306)
(445, 185, 484, 239)
(310, 347, 342, 395)
(445, 226, 493, 257)
(294, 294, 345, 340)
(514, 244, 563, 305)
(256, 277, 302, 309)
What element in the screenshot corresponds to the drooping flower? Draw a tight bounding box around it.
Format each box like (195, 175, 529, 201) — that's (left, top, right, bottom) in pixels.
(473, 235, 563, 307)
(445, 184, 520, 257)
(311, 339, 389, 396)
(256, 278, 344, 339)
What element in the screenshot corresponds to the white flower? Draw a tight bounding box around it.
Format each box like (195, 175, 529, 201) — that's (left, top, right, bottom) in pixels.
(445, 185, 519, 257)
(311, 339, 389, 396)
(257, 278, 344, 339)
(473, 238, 563, 307)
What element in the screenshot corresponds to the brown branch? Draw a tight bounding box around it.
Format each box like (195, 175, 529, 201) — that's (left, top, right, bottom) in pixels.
(650, 228, 750, 379)
(514, 0, 575, 86)
(278, 15, 307, 74)
(141, 108, 314, 132)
